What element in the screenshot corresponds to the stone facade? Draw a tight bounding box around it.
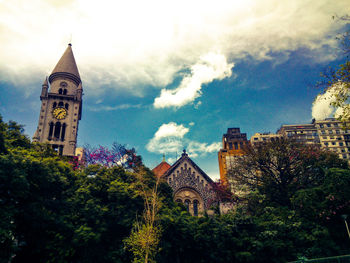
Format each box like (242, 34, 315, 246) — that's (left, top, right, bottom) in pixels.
(33, 44, 83, 156)
(158, 150, 216, 216)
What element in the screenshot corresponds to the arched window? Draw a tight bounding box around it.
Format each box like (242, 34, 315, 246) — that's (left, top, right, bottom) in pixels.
(48, 122, 54, 140)
(58, 101, 64, 107)
(59, 88, 63, 94)
(65, 103, 69, 110)
(53, 102, 57, 108)
(193, 200, 199, 216)
(63, 89, 67, 95)
(61, 123, 66, 141)
(176, 199, 182, 203)
(184, 199, 190, 212)
(54, 122, 61, 139)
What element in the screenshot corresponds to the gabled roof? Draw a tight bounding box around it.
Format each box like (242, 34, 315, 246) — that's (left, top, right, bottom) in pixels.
(152, 161, 171, 177)
(49, 44, 81, 85)
(163, 150, 214, 184)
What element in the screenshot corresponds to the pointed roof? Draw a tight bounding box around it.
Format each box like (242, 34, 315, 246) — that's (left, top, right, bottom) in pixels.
(152, 160, 171, 178)
(42, 76, 48, 86)
(49, 44, 81, 85)
(164, 150, 214, 183)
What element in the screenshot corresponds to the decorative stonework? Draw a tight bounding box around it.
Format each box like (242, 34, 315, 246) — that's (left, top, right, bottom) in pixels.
(167, 166, 214, 209)
(164, 150, 216, 211)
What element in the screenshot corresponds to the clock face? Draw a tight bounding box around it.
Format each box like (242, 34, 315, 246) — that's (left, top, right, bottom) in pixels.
(53, 107, 67, 120)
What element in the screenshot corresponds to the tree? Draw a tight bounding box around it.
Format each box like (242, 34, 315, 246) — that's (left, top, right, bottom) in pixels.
(315, 16, 350, 122)
(227, 139, 347, 207)
(124, 170, 162, 263)
(84, 142, 142, 170)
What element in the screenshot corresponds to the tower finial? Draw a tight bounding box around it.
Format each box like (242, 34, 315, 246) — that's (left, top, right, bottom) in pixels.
(162, 154, 165, 162)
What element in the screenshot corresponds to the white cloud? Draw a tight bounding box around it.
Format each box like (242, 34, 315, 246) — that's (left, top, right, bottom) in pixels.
(0, 0, 348, 97)
(154, 122, 189, 138)
(87, 103, 142, 112)
(312, 82, 347, 120)
(153, 52, 233, 108)
(146, 122, 220, 158)
(187, 141, 222, 158)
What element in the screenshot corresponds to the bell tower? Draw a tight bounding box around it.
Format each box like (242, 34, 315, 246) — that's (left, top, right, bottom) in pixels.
(33, 44, 83, 156)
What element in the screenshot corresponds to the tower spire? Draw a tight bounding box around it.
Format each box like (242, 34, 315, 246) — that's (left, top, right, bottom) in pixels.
(49, 44, 81, 85)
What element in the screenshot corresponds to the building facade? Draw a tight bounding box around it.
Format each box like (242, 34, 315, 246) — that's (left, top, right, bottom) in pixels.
(33, 44, 83, 156)
(218, 128, 249, 186)
(314, 118, 350, 161)
(250, 132, 283, 146)
(277, 123, 320, 145)
(153, 150, 216, 216)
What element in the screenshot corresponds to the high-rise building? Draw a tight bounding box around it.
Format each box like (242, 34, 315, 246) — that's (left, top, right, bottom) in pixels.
(250, 132, 283, 146)
(218, 128, 249, 186)
(314, 118, 350, 161)
(33, 44, 83, 156)
(276, 118, 350, 161)
(277, 123, 320, 145)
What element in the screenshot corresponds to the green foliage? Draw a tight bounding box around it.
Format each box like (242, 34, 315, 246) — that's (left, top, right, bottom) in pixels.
(1, 115, 349, 263)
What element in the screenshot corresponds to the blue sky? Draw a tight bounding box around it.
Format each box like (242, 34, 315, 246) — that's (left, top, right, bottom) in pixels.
(0, 0, 349, 179)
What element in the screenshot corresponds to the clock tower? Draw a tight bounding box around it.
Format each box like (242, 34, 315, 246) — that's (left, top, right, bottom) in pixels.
(33, 44, 83, 156)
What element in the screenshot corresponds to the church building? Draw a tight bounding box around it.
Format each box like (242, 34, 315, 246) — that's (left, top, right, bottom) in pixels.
(153, 150, 216, 216)
(33, 44, 83, 156)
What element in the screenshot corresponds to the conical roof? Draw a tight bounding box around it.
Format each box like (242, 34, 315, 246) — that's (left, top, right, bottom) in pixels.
(152, 161, 171, 178)
(49, 44, 81, 85)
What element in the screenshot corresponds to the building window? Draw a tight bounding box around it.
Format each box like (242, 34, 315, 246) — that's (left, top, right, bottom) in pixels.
(54, 122, 61, 139)
(329, 130, 333, 134)
(59, 88, 63, 94)
(58, 101, 64, 107)
(336, 130, 340, 134)
(343, 154, 347, 159)
(319, 124, 324, 128)
(332, 142, 336, 145)
(48, 122, 54, 140)
(327, 124, 331, 127)
(63, 89, 67, 95)
(61, 123, 66, 141)
(176, 199, 182, 203)
(53, 102, 57, 108)
(228, 142, 232, 149)
(324, 142, 328, 146)
(339, 142, 344, 146)
(184, 199, 190, 212)
(193, 200, 199, 216)
(234, 142, 238, 150)
(65, 103, 69, 110)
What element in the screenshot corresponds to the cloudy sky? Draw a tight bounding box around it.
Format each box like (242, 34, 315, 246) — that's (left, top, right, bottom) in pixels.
(0, 0, 349, 179)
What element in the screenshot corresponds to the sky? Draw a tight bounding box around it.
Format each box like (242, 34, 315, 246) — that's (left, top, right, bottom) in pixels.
(0, 0, 349, 180)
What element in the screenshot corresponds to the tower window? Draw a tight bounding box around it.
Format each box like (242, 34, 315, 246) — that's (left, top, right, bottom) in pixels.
(58, 101, 64, 107)
(59, 88, 63, 94)
(63, 89, 67, 95)
(54, 122, 61, 139)
(48, 122, 54, 140)
(53, 102, 57, 108)
(59, 145, 64, 155)
(65, 103, 69, 110)
(61, 123, 66, 141)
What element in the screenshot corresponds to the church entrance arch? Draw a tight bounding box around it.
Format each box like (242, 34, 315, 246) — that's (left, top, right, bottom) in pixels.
(174, 187, 204, 216)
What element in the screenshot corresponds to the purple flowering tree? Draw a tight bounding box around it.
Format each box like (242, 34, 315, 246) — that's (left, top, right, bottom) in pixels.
(83, 142, 142, 169)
